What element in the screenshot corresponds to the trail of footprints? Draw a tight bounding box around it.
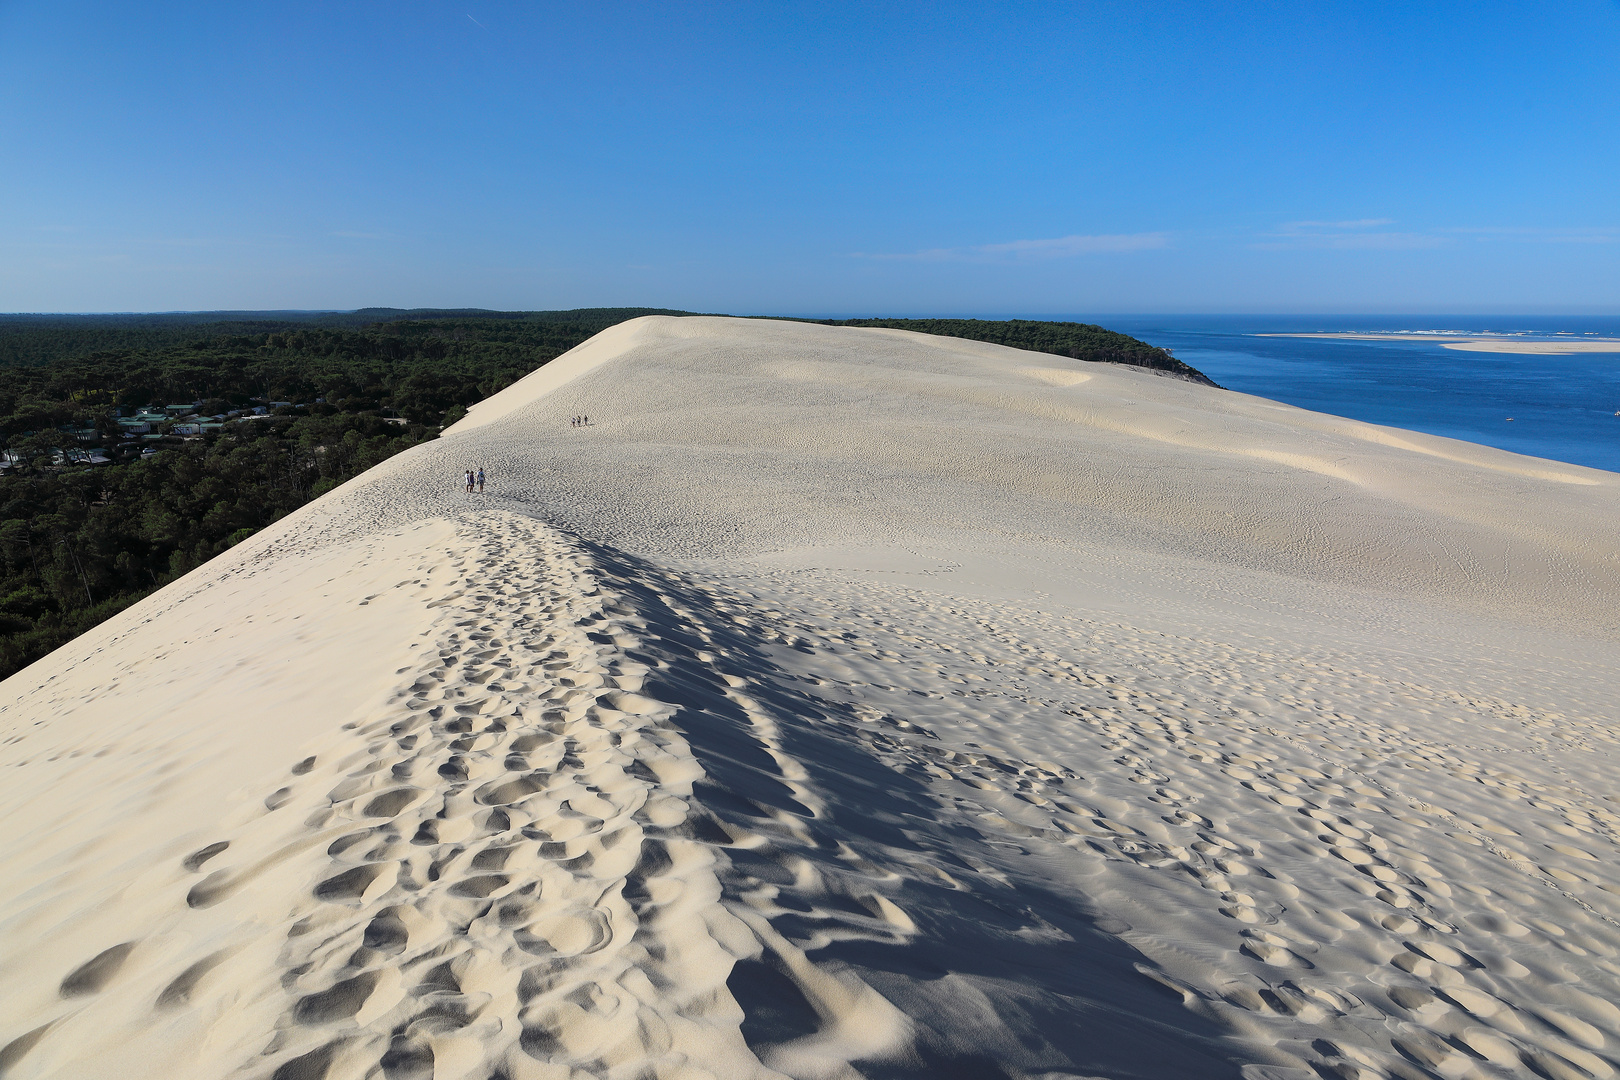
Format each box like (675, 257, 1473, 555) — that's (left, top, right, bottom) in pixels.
(68, 513, 901, 1080)
(167, 518, 734, 1079)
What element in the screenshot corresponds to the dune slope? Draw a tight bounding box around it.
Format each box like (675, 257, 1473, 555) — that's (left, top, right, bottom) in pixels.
(2, 316, 1618, 1080)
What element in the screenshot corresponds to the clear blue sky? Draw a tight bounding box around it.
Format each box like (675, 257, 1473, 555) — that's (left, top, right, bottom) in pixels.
(3, 1, 1617, 314)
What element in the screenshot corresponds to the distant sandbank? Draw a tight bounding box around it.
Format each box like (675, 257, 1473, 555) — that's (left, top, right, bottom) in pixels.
(1259, 331, 1620, 354)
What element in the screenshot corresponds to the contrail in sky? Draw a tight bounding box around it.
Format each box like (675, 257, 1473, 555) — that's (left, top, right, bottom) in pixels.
(466, 13, 487, 29)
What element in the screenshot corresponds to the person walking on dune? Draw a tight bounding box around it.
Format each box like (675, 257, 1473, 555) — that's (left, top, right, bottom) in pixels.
(476, 468, 485, 493)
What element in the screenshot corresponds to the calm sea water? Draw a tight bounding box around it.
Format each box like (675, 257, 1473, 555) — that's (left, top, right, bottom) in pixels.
(1081, 316, 1620, 474)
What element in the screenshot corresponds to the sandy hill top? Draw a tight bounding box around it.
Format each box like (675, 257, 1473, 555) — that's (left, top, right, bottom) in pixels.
(2, 316, 1617, 1080)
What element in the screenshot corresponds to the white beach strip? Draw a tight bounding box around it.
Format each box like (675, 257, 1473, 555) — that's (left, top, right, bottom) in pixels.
(1, 316, 1618, 1080)
(1438, 339, 1620, 354)
(1258, 331, 1620, 354)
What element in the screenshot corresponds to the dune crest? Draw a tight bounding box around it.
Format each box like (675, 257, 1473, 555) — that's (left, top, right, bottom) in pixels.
(3, 317, 1618, 1080)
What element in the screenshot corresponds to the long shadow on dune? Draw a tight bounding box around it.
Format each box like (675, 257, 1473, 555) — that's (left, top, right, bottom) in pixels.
(580, 539, 1245, 1080)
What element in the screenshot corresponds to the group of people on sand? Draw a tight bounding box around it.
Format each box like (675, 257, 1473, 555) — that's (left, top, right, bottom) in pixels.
(570, 415, 589, 427)
(464, 468, 484, 493)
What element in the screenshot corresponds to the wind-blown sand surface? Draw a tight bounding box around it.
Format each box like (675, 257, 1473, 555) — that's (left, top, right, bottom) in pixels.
(1258, 333, 1620, 355)
(4, 316, 1620, 1080)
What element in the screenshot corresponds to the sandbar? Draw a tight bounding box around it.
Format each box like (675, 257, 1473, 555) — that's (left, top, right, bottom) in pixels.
(1259, 331, 1620, 353)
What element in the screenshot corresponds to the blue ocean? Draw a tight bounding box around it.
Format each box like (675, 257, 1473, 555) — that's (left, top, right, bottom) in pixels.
(1077, 316, 1620, 475)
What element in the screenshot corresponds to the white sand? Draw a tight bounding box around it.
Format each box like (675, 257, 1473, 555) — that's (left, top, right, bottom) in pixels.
(1439, 340, 1620, 355)
(1259, 332, 1620, 354)
(3, 316, 1619, 1080)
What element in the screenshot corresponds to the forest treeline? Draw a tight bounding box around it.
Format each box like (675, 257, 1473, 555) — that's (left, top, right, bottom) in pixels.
(0, 308, 1210, 681)
(810, 317, 1216, 384)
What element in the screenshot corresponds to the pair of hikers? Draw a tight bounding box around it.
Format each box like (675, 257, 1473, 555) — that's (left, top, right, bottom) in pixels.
(464, 468, 484, 493)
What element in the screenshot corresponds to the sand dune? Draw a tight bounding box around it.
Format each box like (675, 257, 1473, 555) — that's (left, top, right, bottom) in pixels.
(2, 316, 1618, 1080)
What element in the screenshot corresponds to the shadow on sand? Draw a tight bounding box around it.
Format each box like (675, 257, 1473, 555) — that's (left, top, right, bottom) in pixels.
(584, 539, 1245, 1080)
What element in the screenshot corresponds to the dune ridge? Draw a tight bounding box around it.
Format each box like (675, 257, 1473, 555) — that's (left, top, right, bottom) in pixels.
(2, 317, 1618, 1080)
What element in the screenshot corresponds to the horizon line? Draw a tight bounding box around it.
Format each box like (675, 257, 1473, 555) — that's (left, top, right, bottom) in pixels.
(5, 308, 1620, 319)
